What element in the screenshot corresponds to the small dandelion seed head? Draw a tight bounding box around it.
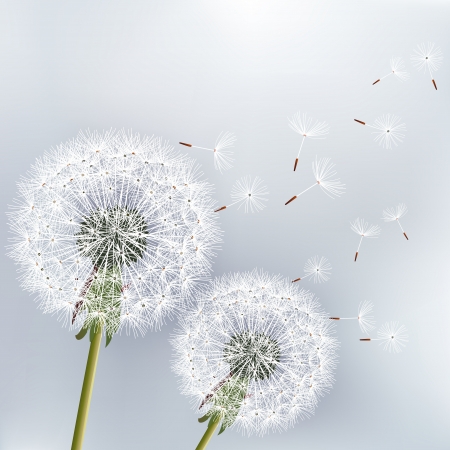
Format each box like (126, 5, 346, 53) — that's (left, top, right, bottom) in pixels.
(382, 203, 408, 222)
(171, 270, 338, 436)
(377, 322, 408, 353)
(389, 57, 410, 82)
(312, 157, 345, 199)
(288, 113, 330, 139)
(411, 42, 443, 74)
(371, 114, 406, 149)
(213, 132, 236, 173)
(350, 218, 381, 238)
(230, 176, 269, 213)
(303, 256, 331, 283)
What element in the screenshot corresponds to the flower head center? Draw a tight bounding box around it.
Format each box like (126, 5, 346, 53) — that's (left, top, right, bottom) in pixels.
(76, 206, 148, 268)
(224, 331, 280, 380)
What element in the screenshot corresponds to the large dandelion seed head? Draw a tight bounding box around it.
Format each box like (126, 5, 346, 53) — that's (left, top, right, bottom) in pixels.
(7, 130, 221, 337)
(171, 270, 338, 436)
(411, 42, 443, 74)
(382, 203, 407, 222)
(372, 114, 406, 149)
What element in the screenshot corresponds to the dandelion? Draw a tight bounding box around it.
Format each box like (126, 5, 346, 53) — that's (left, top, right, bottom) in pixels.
(7, 130, 221, 449)
(372, 57, 410, 85)
(330, 300, 375, 334)
(214, 176, 268, 213)
(354, 115, 406, 149)
(411, 42, 443, 90)
(180, 132, 235, 173)
(360, 322, 408, 353)
(382, 203, 409, 240)
(172, 270, 338, 447)
(350, 218, 380, 261)
(292, 256, 331, 284)
(288, 112, 329, 171)
(285, 157, 345, 206)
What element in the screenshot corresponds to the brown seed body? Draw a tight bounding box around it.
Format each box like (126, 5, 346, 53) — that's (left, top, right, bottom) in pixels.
(432, 79, 437, 90)
(292, 278, 301, 283)
(354, 119, 366, 125)
(403, 232, 409, 240)
(354, 251, 359, 262)
(372, 79, 380, 85)
(285, 195, 297, 206)
(294, 158, 299, 171)
(214, 206, 227, 213)
(179, 142, 192, 147)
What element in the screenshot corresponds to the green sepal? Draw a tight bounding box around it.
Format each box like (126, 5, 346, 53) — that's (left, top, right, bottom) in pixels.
(198, 413, 210, 423)
(218, 423, 227, 435)
(105, 332, 113, 348)
(75, 325, 89, 340)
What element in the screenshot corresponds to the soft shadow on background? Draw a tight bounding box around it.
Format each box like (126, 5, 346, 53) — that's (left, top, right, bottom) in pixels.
(1, 1, 449, 449)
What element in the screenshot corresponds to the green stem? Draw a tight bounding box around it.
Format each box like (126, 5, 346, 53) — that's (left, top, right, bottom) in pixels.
(195, 415, 221, 450)
(71, 326, 102, 450)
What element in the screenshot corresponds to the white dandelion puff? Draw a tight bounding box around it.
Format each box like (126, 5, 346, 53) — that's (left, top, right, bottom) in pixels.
(330, 300, 375, 334)
(285, 157, 345, 206)
(382, 203, 409, 240)
(179, 131, 236, 173)
(171, 270, 338, 441)
(292, 256, 331, 284)
(411, 42, 443, 90)
(7, 129, 222, 448)
(372, 57, 410, 85)
(360, 322, 408, 353)
(288, 112, 329, 171)
(350, 218, 380, 261)
(354, 115, 406, 149)
(215, 176, 268, 214)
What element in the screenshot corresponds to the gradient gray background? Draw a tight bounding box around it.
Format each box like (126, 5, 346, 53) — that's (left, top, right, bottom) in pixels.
(1, 1, 449, 449)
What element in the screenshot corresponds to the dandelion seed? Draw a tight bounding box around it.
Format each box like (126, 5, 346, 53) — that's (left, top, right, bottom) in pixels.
(353, 115, 406, 149)
(382, 203, 409, 240)
(215, 176, 268, 214)
(7, 129, 221, 449)
(350, 218, 380, 261)
(411, 42, 443, 90)
(288, 112, 329, 171)
(360, 322, 408, 353)
(372, 57, 410, 85)
(171, 270, 338, 441)
(330, 300, 375, 334)
(292, 256, 331, 284)
(285, 157, 345, 206)
(180, 132, 235, 173)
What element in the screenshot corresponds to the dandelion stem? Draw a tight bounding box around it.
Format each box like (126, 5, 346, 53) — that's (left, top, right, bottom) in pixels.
(195, 415, 221, 450)
(71, 325, 102, 450)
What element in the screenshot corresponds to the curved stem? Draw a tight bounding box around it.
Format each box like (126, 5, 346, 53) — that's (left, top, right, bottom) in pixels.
(71, 326, 103, 450)
(195, 415, 221, 450)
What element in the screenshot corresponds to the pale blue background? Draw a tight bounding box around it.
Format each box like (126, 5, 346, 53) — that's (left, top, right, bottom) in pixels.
(1, 1, 449, 449)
